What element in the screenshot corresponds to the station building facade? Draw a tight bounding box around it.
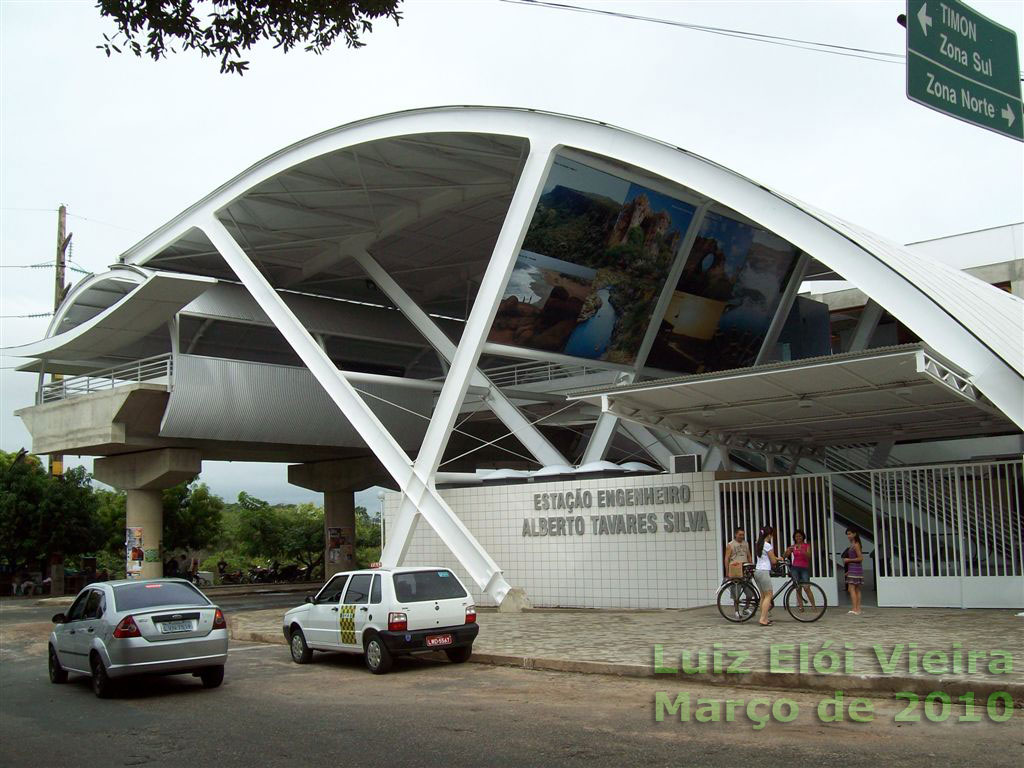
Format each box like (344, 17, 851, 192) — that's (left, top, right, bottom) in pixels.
(6, 108, 1021, 609)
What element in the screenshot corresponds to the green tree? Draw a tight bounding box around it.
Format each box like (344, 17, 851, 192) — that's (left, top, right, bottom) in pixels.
(280, 503, 324, 578)
(0, 451, 48, 571)
(39, 466, 103, 559)
(162, 482, 225, 554)
(231, 494, 324, 577)
(97, 0, 403, 75)
(0, 451, 103, 572)
(355, 505, 381, 568)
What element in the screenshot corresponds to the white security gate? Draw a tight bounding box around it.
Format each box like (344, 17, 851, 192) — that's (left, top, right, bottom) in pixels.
(871, 460, 1023, 609)
(717, 475, 838, 606)
(716, 459, 1024, 610)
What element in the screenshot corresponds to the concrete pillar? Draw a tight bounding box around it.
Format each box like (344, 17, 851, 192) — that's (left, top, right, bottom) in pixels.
(289, 457, 389, 578)
(94, 448, 202, 581)
(324, 490, 357, 578)
(126, 490, 164, 580)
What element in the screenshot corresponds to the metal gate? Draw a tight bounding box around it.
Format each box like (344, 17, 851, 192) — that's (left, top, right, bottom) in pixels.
(871, 460, 1023, 608)
(717, 474, 838, 605)
(716, 459, 1024, 610)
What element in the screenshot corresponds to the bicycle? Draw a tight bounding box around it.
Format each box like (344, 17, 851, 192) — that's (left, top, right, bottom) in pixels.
(716, 561, 827, 623)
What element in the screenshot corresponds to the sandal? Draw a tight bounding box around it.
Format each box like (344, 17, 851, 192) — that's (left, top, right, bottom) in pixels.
(759, 621, 773, 626)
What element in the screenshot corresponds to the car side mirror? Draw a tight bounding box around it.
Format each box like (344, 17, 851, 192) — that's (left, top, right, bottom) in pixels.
(51, 613, 66, 624)
(304, 595, 314, 604)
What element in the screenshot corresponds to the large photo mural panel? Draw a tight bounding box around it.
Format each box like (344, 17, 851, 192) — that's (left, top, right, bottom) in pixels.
(645, 210, 800, 374)
(488, 156, 697, 364)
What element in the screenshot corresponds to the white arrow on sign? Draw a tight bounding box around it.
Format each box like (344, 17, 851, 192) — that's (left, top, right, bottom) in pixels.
(918, 3, 933, 36)
(1002, 105, 1016, 128)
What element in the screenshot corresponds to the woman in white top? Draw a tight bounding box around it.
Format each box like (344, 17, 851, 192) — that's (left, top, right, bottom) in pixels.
(753, 525, 780, 626)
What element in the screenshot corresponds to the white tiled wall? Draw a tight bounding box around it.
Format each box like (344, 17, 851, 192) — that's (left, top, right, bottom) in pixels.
(384, 472, 721, 609)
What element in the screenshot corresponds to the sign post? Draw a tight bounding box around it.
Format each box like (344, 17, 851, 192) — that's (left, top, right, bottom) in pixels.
(906, 0, 1023, 141)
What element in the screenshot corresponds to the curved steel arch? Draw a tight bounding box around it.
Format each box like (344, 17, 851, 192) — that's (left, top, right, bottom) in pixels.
(118, 106, 1022, 426)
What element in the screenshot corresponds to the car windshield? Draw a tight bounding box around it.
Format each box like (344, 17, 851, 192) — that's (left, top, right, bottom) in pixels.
(393, 570, 467, 602)
(113, 581, 209, 612)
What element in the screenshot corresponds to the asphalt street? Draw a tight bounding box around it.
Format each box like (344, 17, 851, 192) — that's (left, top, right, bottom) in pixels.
(2, 598, 1021, 768)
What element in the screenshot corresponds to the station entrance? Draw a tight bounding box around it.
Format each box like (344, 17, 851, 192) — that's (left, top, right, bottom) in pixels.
(716, 459, 1023, 609)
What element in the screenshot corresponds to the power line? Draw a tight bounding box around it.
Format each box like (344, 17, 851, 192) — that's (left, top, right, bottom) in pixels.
(0, 262, 89, 274)
(502, 0, 1024, 78)
(0, 312, 52, 319)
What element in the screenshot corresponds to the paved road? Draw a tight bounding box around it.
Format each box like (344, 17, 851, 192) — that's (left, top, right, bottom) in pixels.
(1, 615, 1020, 768)
(1, 589, 307, 621)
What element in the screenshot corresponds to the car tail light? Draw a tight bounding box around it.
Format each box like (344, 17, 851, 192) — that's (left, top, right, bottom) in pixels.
(113, 615, 141, 638)
(213, 609, 226, 629)
(388, 612, 407, 631)
(465, 606, 477, 624)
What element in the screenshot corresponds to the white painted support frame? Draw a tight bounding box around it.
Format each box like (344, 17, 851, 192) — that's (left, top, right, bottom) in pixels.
(200, 194, 553, 603)
(352, 249, 568, 468)
(381, 146, 558, 604)
(581, 201, 712, 466)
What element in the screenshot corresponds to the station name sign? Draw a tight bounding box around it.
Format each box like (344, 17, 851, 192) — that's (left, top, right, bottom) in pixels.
(523, 483, 710, 537)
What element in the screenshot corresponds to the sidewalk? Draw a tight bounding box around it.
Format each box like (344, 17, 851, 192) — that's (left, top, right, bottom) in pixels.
(231, 605, 1024, 703)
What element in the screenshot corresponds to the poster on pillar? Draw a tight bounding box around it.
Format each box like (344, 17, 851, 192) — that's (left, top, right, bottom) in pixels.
(126, 527, 144, 579)
(328, 527, 356, 566)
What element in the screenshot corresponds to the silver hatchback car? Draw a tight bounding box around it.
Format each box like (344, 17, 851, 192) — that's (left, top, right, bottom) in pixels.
(48, 578, 229, 697)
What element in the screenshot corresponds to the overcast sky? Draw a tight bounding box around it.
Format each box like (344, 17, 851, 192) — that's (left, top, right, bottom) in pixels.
(1, 0, 1022, 507)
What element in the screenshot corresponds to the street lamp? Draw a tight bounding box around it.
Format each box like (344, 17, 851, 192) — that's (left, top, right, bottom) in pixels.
(377, 489, 386, 550)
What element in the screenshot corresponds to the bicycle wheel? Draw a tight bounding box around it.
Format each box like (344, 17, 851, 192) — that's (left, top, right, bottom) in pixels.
(717, 580, 759, 623)
(784, 581, 827, 622)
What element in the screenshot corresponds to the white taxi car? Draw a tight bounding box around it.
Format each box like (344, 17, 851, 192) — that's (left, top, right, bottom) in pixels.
(282, 566, 478, 674)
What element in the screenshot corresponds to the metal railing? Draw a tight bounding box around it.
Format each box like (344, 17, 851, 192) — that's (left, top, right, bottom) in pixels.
(39, 353, 173, 404)
(480, 360, 606, 388)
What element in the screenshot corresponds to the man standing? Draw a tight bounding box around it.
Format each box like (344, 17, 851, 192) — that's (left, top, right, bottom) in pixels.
(723, 527, 753, 618)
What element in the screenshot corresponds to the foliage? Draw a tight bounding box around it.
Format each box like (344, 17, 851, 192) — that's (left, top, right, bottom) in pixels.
(162, 482, 225, 553)
(96, 0, 403, 75)
(229, 493, 324, 575)
(355, 505, 381, 568)
(1, 450, 383, 582)
(0, 451, 103, 571)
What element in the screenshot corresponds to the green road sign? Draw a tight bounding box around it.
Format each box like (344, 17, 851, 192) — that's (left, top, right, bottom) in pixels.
(906, 0, 1023, 141)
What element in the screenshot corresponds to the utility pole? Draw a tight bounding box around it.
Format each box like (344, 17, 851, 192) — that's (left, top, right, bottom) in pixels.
(49, 204, 70, 477)
(49, 204, 71, 597)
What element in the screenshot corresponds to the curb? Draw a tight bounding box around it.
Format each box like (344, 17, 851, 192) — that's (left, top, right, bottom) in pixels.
(228, 628, 1024, 707)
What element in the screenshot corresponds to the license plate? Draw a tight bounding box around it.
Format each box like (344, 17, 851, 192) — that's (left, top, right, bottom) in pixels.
(425, 634, 453, 647)
(160, 620, 193, 634)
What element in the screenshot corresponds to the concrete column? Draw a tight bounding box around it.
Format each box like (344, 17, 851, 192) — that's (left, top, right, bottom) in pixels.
(94, 448, 202, 581)
(126, 490, 164, 580)
(324, 490, 357, 578)
(289, 457, 389, 579)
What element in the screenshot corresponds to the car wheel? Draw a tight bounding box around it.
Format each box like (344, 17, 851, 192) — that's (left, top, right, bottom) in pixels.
(364, 635, 393, 675)
(90, 654, 115, 699)
(445, 645, 472, 664)
(200, 665, 225, 688)
(48, 646, 68, 684)
(289, 628, 313, 664)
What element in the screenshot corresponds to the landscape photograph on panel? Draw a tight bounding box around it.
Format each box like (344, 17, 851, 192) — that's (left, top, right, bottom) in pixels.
(489, 156, 696, 364)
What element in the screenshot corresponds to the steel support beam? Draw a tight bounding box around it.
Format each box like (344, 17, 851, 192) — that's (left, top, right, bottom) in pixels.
(201, 215, 515, 604)
(581, 202, 711, 463)
(848, 300, 884, 353)
(380, 147, 557, 601)
(352, 249, 568, 467)
(754, 251, 812, 365)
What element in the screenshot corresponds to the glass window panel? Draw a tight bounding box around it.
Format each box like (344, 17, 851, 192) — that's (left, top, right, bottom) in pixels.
(488, 155, 697, 364)
(646, 209, 799, 373)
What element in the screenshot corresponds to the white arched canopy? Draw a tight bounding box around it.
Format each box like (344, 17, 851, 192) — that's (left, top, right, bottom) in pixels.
(114, 106, 1021, 427)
